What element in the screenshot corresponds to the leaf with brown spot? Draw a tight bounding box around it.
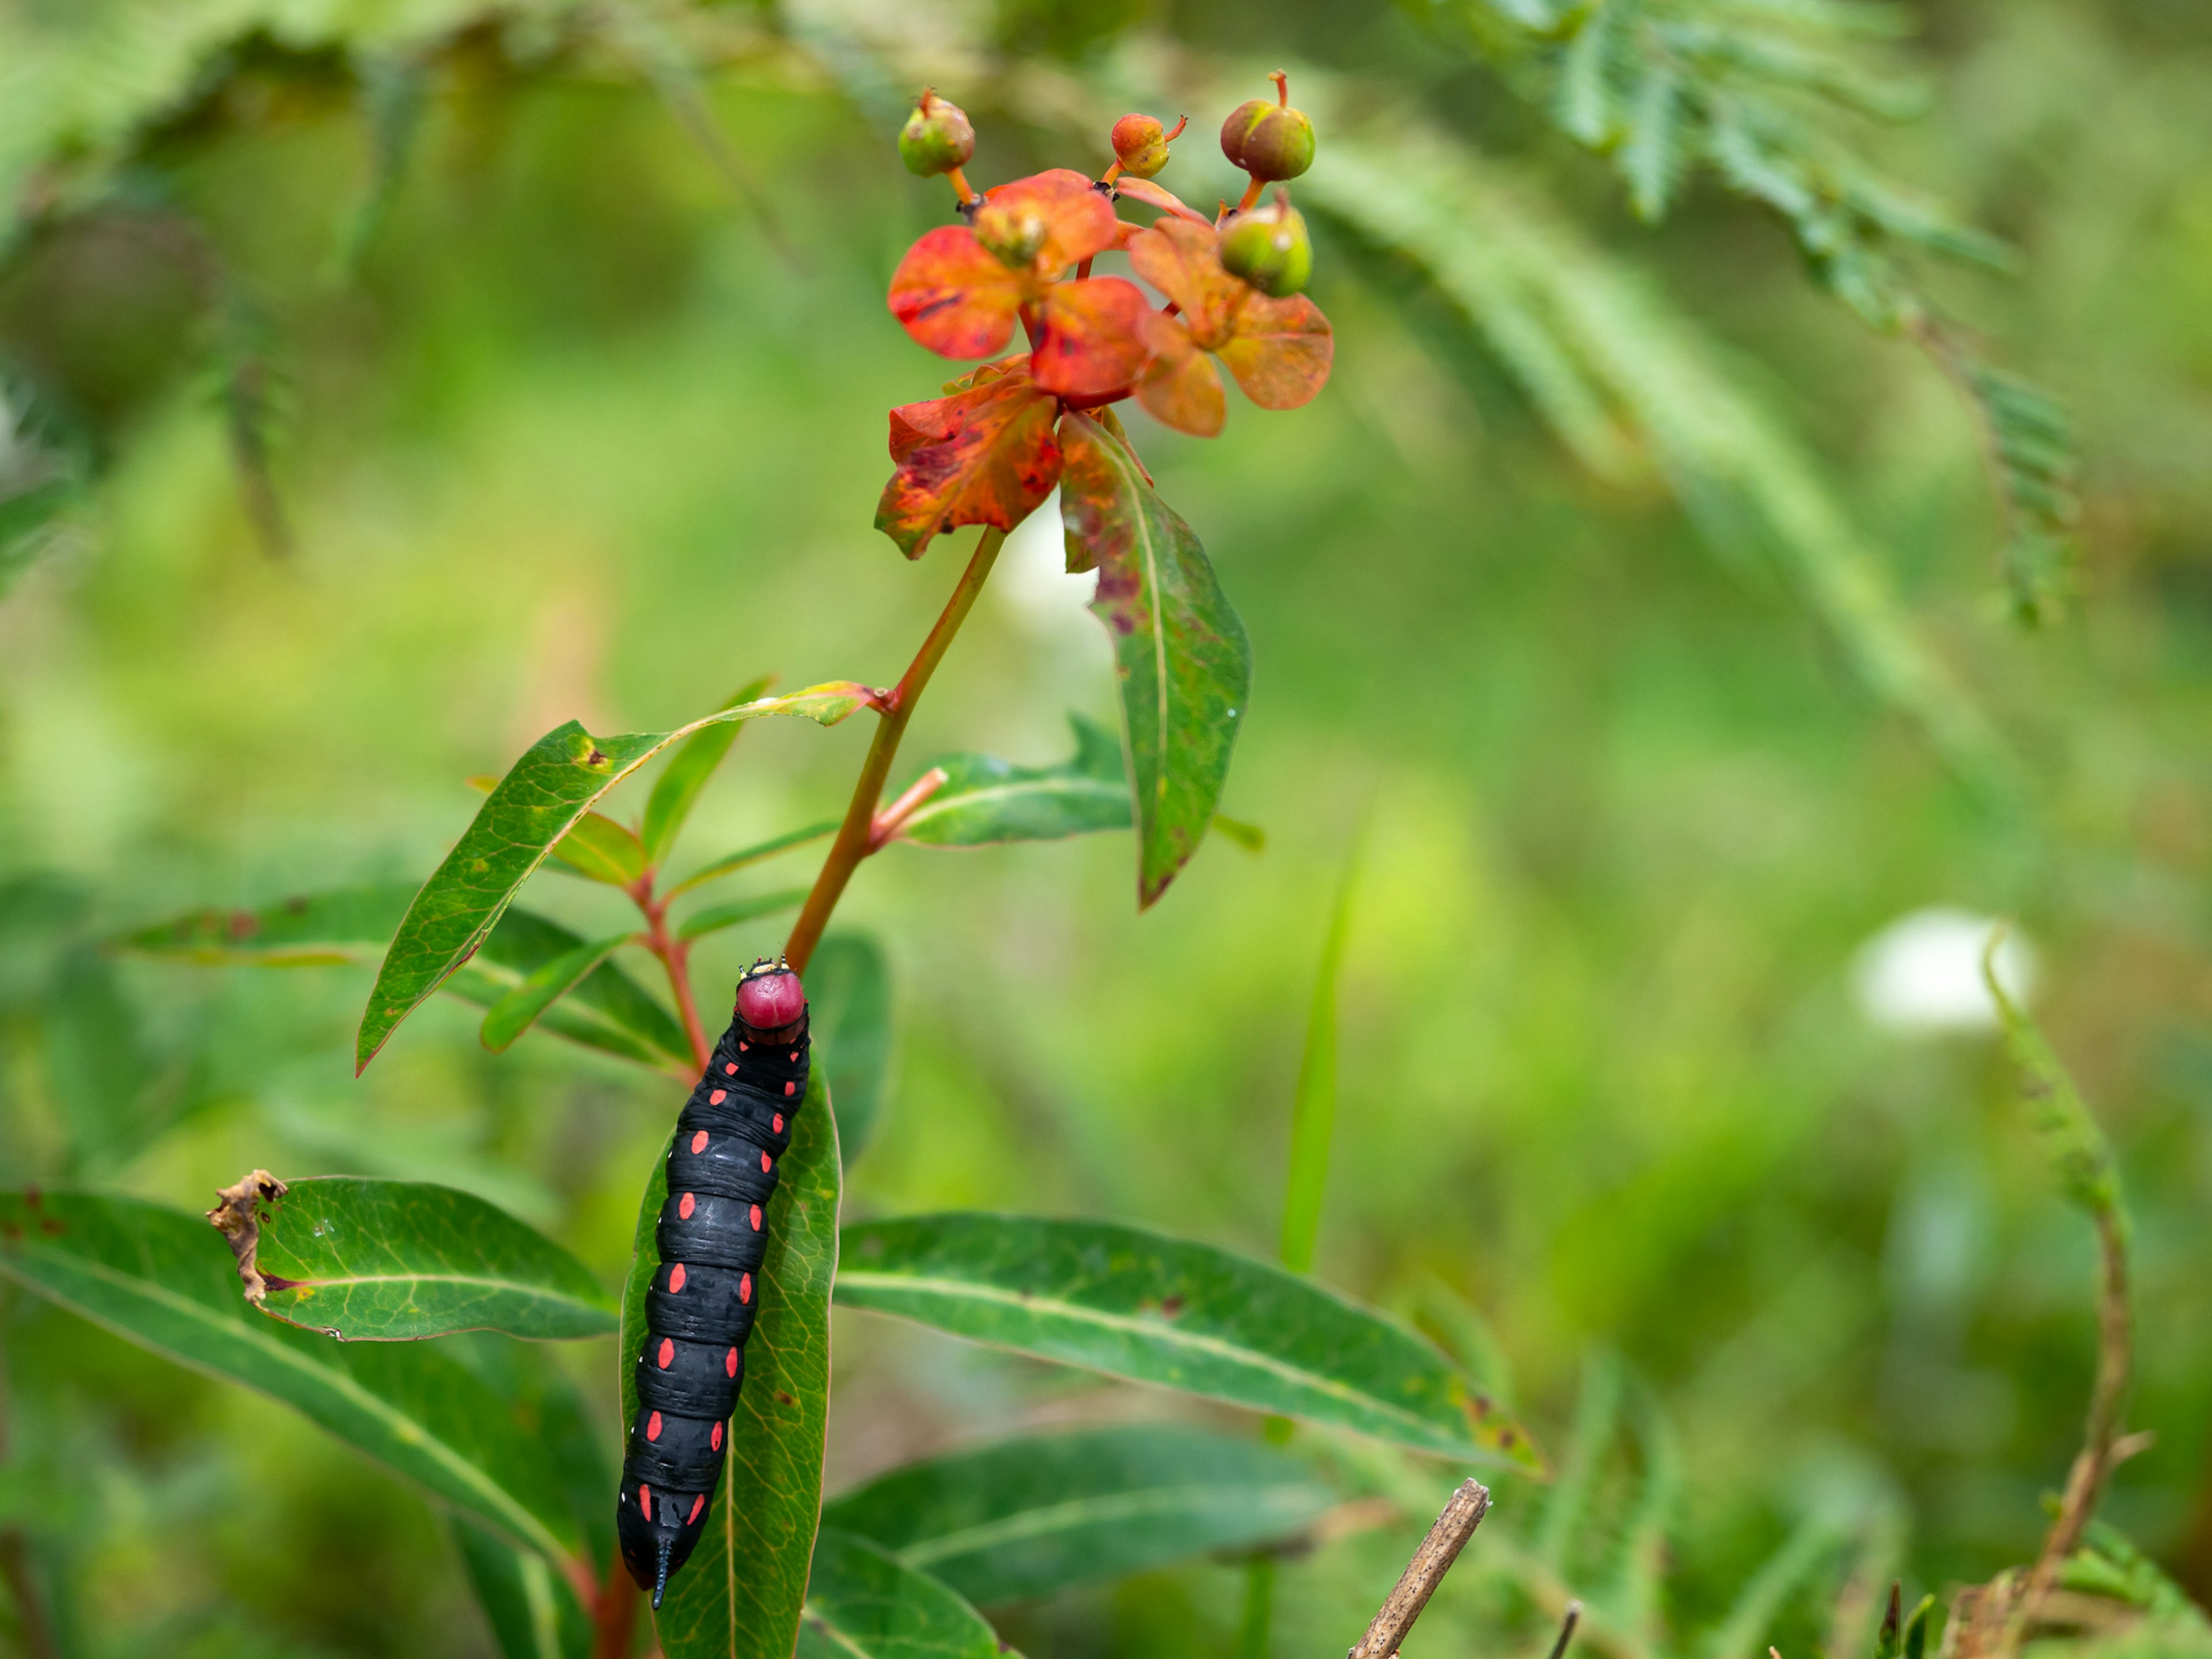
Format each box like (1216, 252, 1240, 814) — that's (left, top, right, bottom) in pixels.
(1218, 293, 1334, 410)
(1032, 277, 1152, 398)
(888, 226, 1024, 360)
(876, 364, 1063, 560)
(1133, 313, 1226, 438)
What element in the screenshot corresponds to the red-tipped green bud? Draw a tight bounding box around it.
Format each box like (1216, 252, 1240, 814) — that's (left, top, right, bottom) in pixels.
(1220, 191, 1313, 297)
(1219, 73, 1315, 183)
(899, 90, 974, 179)
(736, 958, 806, 1032)
(1110, 112, 1180, 180)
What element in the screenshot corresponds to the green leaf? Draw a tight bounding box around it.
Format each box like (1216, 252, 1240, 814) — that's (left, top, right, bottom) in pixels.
(246, 1176, 617, 1341)
(821, 1425, 1335, 1606)
(798, 1528, 1007, 1659)
(358, 684, 876, 1073)
(896, 715, 1130, 847)
(1984, 936, 2124, 1226)
(119, 889, 690, 1071)
(643, 677, 774, 869)
(119, 884, 417, 965)
(549, 812, 649, 887)
(1537, 1348, 1624, 1571)
(0, 1189, 588, 1571)
(807, 935, 893, 1164)
(835, 1214, 1541, 1469)
(453, 1517, 594, 1659)
(1279, 833, 1362, 1275)
(623, 1065, 842, 1659)
(1058, 412, 1251, 910)
(675, 888, 809, 942)
(480, 935, 634, 1054)
(666, 821, 840, 900)
(1699, 1511, 1853, 1659)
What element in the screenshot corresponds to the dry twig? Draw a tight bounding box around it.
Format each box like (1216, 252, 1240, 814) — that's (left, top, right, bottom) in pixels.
(1348, 1478, 1491, 1658)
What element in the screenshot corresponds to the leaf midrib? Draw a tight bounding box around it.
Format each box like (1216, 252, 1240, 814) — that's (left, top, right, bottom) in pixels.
(266, 1268, 613, 1315)
(833, 1268, 1464, 1452)
(0, 1244, 575, 1562)
(904, 774, 1126, 828)
(891, 1479, 1324, 1569)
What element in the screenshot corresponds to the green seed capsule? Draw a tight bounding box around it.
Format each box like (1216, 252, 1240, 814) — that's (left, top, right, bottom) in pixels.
(1219, 196, 1313, 297)
(1218, 97, 1315, 183)
(899, 91, 975, 179)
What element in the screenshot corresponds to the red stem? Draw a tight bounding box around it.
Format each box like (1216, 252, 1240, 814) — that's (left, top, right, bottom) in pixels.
(629, 874, 711, 1072)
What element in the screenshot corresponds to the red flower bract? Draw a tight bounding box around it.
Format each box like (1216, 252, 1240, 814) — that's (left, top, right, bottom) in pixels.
(876, 357, 1063, 560)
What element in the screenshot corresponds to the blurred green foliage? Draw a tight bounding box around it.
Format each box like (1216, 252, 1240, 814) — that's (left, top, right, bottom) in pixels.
(1, 0, 2209, 1655)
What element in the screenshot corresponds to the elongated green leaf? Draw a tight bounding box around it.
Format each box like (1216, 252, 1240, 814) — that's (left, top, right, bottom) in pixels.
(668, 821, 840, 900)
(835, 1214, 1540, 1469)
(798, 1528, 1006, 1659)
(120, 890, 689, 1071)
(453, 1517, 594, 1659)
(1538, 1348, 1624, 1572)
(1700, 1512, 1853, 1659)
(1279, 834, 1362, 1275)
(550, 811, 648, 887)
(120, 884, 416, 965)
(623, 1066, 841, 1659)
(808, 934, 892, 1164)
(1058, 413, 1251, 909)
(0, 1189, 585, 1569)
(643, 678, 773, 869)
(245, 1177, 616, 1341)
(675, 888, 808, 942)
(896, 715, 1129, 847)
(359, 684, 876, 1073)
(480, 935, 634, 1054)
(822, 1425, 1334, 1606)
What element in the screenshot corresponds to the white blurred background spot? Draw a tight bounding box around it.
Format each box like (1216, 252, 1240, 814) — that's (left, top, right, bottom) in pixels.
(1852, 908, 2036, 1035)
(994, 487, 1098, 641)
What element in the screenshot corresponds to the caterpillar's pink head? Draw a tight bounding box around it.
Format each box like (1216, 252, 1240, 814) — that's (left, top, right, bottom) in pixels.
(735, 957, 805, 1035)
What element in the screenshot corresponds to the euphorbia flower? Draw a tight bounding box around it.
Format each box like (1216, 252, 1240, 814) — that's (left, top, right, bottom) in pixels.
(888, 169, 1150, 398)
(1126, 218, 1333, 437)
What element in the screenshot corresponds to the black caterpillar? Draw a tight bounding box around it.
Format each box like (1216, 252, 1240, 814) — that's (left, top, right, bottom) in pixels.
(617, 956, 809, 1606)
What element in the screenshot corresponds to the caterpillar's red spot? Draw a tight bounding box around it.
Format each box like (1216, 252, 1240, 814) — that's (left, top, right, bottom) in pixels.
(657, 1338, 674, 1369)
(789, 1050, 798, 1062)
(725, 1347, 738, 1377)
(749, 1204, 762, 1230)
(647, 1411, 662, 1441)
(760, 1152, 772, 1172)
(724, 1062, 737, 1075)
(739, 1040, 749, 1051)
(669, 1263, 687, 1293)
(639, 1483, 652, 1515)
(710, 1422, 723, 1451)
(688, 1494, 705, 1522)
(740, 1272, 752, 1303)
(679, 1191, 696, 1219)
(784, 1081, 796, 1097)
(694, 1125, 712, 1146)
(772, 1113, 784, 1133)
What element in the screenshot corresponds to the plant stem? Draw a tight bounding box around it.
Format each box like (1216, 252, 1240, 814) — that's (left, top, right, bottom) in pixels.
(784, 527, 1006, 974)
(591, 1565, 640, 1659)
(631, 878, 710, 1070)
(1234, 1554, 1275, 1659)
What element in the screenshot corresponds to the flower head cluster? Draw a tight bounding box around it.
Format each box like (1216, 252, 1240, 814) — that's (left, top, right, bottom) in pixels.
(876, 79, 1332, 558)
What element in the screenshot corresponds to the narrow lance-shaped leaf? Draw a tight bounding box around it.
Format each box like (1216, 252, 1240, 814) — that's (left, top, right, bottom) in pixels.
(798, 1528, 1007, 1659)
(547, 810, 647, 887)
(1058, 412, 1252, 909)
(480, 935, 634, 1055)
(358, 683, 874, 1073)
(624, 1066, 842, 1659)
(822, 1425, 1336, 1607)
(675, 888, 808, 943)
(453, 1517, 594, 1659)
(666, 820, 839, 900)
(240, 1176, 617, 1341)
(896, 715, 1130, 847)
(0, 1190, 586, 1571)
(643, 677, 774, 869)
(1279, 832, 1363, 1275)
(835, 1213, 1541, 1470)
(807, 935, 893, 1165)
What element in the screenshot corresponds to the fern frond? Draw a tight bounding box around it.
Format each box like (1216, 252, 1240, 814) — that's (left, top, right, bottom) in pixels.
(0, 371, 89, 596)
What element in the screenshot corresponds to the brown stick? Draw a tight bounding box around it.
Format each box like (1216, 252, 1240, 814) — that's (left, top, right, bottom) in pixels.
(1348, 1479, 1491, 1658)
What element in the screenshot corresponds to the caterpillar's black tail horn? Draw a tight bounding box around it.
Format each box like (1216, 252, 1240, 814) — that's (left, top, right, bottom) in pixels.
(653, 1539, 673, 1610)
